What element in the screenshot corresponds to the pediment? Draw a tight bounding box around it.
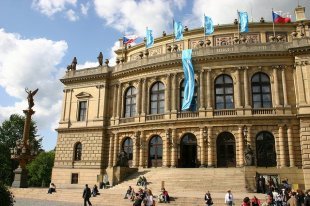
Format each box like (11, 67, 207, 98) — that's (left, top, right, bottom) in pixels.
(76, 92, 92, 99)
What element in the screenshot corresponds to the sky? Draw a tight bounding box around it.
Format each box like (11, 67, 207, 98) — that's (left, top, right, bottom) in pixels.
(0, 0, 309, 151)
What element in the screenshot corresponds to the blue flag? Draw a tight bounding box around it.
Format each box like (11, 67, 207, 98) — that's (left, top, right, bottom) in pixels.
(238, 11, 249, 33)
(174, 21, 183, 41)
(204, 15, 214, 35)
(181, 49, 195, 111)
(146, 28, 154, 48)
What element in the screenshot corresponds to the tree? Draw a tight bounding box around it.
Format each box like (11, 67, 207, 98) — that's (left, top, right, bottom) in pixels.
(0, 181, 15, 206)
(27, 151, 55, 187)
(0, 114, 42, 185)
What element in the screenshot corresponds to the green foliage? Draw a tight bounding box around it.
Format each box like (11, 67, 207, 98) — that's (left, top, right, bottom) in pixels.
(0, 114, 43, 185)
(27, 151, 55, 187)
(0, 181, 15, 206)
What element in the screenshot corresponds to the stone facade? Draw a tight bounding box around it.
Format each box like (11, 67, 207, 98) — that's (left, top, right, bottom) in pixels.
(52, 16, 310, 190)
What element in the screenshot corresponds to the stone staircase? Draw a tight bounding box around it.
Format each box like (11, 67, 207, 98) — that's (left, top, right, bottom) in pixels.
(12, 168, 266, 206)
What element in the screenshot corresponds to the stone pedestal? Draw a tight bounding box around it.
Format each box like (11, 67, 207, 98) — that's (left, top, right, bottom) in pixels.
(106, 166, 138, 186)
(12, 166, 28, 188)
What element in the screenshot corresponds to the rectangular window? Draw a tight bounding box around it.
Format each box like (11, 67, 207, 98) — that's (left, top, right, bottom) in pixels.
(71, 173, 79, 184)
(78, 101, 87, 121)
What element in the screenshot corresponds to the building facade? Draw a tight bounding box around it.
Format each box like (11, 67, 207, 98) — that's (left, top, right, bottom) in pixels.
(52, 7, 310, 189)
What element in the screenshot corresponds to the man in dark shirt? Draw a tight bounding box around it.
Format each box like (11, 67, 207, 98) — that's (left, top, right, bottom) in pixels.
(305, 190, 310, 206)
(83, 184, 92, 206)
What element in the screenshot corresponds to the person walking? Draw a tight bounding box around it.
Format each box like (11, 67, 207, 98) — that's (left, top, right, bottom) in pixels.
(304, 189, 310, 206)
(224, 190, 234, 206)
(205, 191, 213, 206)
(83, 184, 92, 206)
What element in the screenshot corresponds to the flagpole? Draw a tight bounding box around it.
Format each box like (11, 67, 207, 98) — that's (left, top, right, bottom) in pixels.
(272, 8, 276, 38)
(204, 14, 206, 45)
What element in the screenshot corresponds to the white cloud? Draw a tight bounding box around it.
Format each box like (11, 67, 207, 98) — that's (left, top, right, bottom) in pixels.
(108, 41, 121, 67)
(66, 9, 79, 21)
(32, 0, 77, 17)
(0, 28, 68, 135)
(80, 2, 90, 16)
(76, 61, 98, 69)
(93, 0, 185, 37)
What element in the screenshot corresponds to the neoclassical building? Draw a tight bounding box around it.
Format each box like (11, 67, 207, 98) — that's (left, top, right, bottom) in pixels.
(52, 7, 310, 190)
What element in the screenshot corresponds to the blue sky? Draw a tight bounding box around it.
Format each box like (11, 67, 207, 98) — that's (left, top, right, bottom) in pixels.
(0, 0, 308, 151)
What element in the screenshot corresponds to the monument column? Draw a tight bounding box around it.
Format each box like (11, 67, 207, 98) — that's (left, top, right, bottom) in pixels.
(199, 70, 205, 110)
(139, 131, 145, 167)
(207, 127, 214, 167)
(171, 129, 177, 167)
(113, 132, 119, 166)
(108, 135, 114, 167)
(238, 126, 244, 167)
(287, 126, 295, 167)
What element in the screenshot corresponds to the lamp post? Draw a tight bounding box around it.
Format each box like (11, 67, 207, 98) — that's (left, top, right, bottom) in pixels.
(11, 88, 38, 188)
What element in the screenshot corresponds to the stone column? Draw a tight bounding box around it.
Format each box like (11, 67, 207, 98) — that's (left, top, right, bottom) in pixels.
(137, 80, 142, 115)
(108, 135, 114, 167)
(112, 85, 118, 119)
(287, 126, 295, 167)
(61, 89, 68, 121)
(200, 127, 206, 167)
(67, 89, 73, 122)
(132, 131, 139, 167)
(113, 132, 119, 166)
(116, 84, 122, 118)
(238, 126, 244, 167)
(139, 131, 145, 167)
(207, 127, 214, 167)
(295, 63, 307, 104)
(141, 79, 147, 115)
(235, 68, 242, 108)
(206, 69, 212, 109)
(165, 74, 171, 113)
(199, 70, 205, 110)
(281, 67, 289, 106)
(273, 66, 280, 106)
(279, 125, 286, 167)
(244, 67, 250, 107)
(171, 74, 178, 112)
(171, 129, 177, 167)
(163, 129, 170, 167)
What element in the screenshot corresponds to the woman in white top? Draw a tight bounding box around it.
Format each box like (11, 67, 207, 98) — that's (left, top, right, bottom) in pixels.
(144, 189, 155, 206)
(224, 190, 233, 206)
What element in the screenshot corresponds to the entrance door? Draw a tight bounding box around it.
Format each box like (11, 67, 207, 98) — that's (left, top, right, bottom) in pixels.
(256, 132, 277, 167)
(217, 132, 236, 167)
(180, 133, 197, 168)
(148, 136, 163, 167)
(122, 137, 133, 167)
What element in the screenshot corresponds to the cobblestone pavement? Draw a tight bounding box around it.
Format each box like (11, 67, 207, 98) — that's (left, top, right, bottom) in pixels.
(15, 198, 83, 206)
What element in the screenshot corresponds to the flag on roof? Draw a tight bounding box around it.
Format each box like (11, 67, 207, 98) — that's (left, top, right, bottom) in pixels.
(146, 28, 154, 48)
(204, 15, 214, 35)
(123, 35, 138, 45)
(238, 11, 249, 33)
(272, 11, 291, 23)
(174, 20, 183, 41)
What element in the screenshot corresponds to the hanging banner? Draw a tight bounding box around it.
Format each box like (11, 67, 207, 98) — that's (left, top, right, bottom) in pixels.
(181, 49, 195, 111)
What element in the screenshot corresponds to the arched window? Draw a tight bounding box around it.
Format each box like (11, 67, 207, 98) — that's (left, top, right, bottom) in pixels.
(251, 73, 272, 108)
(74, 142, 82, 161)
(122, 137, 133, 166)
(215, 74, 234, 109)
(180, 79, 198, 111)
(256, 131, 277, 167)
(150, 82, 165, 114)
(148, 136, 163, 168)
(124, 86, 136, 117)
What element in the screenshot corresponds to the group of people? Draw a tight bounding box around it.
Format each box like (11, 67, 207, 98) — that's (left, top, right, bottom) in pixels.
(82, 184, 102, 206)
(124, 185, 170, 206)
(136, 176, 148, 187)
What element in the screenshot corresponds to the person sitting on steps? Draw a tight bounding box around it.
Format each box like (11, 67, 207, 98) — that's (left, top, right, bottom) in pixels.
(124, 186, 133, 199)
(47, 183, 56, 194)
(92, 184, 99, 197)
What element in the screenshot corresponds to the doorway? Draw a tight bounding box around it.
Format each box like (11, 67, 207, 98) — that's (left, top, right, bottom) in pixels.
(180, 133, 197, 168)
(216, 132, 236, 167)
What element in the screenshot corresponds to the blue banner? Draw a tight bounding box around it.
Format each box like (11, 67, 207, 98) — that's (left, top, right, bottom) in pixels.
(204, 15, 214, 35)
(238, 11, 249, 33)
(146, 28, 154, 48)
(181, 49, 195, 111)
(174, 21, 183, 41)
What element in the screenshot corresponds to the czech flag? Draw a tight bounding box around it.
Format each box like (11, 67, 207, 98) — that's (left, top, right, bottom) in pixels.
(123, 35, 138, 45)
(272, 11, 291, 23)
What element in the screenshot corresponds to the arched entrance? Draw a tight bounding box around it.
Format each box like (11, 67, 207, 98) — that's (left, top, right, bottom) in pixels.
(122, 137, 133, 167)
(148, 136, 163, 168)
(256, 132, 277, 167)
(216, 132, 236, 167)
(180, 133, 197, 168)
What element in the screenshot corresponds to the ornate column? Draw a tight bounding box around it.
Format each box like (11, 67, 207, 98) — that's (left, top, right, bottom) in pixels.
(295, 62, 307, 104)
(171, 129, 177, 167)
(171, 74, 177, 112)
(96, 84, 107, 118)
(199, 70, 205, 110)
(116, 84, 122, 118)
(281, 67, 289, 106)
(273, 66, 281, 106)
(108, 135, 114, 167)
(112, 85, 118, 119)
(163, 129, 170, 167)
(113, 132, 119, 166)
(207, 127, 214, 167)
(279, 125, 286, 167)
(235, 68, 242, 108)
(199, 127, 206, 167)
(287, 126, 295, 167)
(206, 69, 212, 109)
(132, 131, 139, 167)
(139, 131, 145, 167)
(136, 80, 142, 115)
(165, 74, 171, 113)
(67, 89, 73, 122)
(243, 67, 250, 107)
(141, 78, 147, 115)
(238, 126, 244, 167)
(61, 89, 68, 121)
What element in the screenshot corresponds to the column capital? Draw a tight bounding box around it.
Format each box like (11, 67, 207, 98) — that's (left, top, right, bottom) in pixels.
(63, 88, 73, 93)
(96, 84, 105, 89)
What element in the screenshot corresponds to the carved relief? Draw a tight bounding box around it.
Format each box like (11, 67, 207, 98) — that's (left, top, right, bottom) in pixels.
(214, 34, 234, 46)
(189, 38, 204, 49)
(266, 32, 287, 42)
(130, 53, 141, 61)
(149, 46, 162, 56)
(166, 42, 184, 51)
(240, 33, 260, 43)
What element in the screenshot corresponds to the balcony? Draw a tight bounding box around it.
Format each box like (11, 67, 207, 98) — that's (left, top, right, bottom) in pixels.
(252, 108, 276, 115)
(119, 117, 135, 124)
(213, 109, 237, 116)
(177, 111, 199, 118)
(146, 114, 164, 121)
